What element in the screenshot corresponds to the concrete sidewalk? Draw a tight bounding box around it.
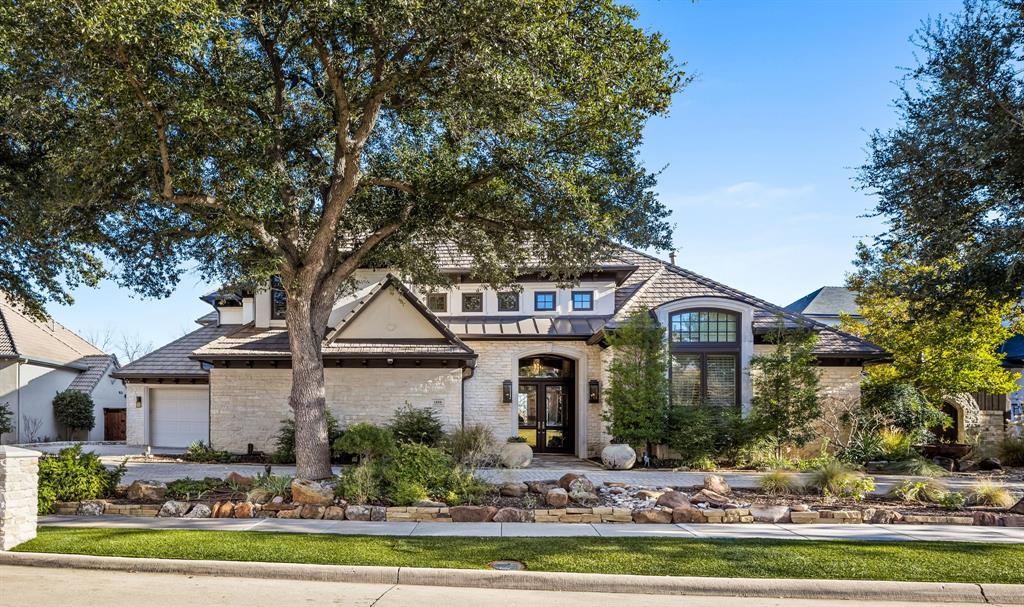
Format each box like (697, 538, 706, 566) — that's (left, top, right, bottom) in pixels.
(38, 515, 1024, 543)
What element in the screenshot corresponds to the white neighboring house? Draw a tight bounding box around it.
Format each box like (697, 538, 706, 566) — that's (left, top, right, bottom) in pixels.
(0, 294, 125, 444)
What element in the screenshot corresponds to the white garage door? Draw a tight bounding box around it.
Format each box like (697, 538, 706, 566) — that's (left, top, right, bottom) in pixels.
(150, 388, 209, 448)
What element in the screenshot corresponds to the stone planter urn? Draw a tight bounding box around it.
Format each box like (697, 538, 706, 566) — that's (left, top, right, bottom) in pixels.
(601, 443, 636, 470)
(500, 442, 533, 468)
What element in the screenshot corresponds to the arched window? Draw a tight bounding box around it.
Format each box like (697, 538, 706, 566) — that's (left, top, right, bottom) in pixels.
(668, 310, 739, 408)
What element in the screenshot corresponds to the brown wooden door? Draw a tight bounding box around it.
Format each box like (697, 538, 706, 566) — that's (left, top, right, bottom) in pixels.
(104, 408, 126, 441)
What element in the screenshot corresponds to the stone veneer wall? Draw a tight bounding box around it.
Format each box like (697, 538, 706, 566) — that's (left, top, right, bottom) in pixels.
(462, 340, 607, 457)
(0, 446, 40, 550)
(977, 410, 1006, 456)
(209, 367, 463, 453)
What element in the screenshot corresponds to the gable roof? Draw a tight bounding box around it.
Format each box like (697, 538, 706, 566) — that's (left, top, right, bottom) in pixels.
(112, 323, 239, 380)
(785, 287, 861, 318)
(66, 354, 119, 393)
(0, 293, 107, 366)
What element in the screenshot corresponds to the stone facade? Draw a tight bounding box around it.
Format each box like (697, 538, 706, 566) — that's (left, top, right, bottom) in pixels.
(209, 367, 463, 452)
(0, 446, 40, 550)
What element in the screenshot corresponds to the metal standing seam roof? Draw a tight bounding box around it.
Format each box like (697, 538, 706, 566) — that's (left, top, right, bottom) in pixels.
(443, 315, 609, 338)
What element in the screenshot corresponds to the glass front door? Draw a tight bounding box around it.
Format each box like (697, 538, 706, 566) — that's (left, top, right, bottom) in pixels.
(518, 380, 573, 453)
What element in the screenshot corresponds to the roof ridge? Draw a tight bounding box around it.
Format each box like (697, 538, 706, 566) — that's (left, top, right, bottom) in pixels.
(0, 303, 17, 357)
(616, 264, 665, 316)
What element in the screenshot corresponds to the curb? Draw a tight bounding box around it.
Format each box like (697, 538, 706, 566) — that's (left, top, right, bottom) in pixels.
(1, 551, 1020, 603)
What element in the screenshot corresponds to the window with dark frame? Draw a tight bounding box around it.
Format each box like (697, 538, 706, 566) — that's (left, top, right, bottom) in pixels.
(534, 291, 556, 311)
(426, 293, 447, 313)
(462, 292, 483, 313)
(571, 290, 594, 311)
(270, 276, 287, 320)
(497, 291, 519, 312)
(668, 309, 740, 407)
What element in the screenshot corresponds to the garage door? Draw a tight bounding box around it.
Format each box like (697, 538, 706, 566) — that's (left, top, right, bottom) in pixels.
(150, 388, 209, 448)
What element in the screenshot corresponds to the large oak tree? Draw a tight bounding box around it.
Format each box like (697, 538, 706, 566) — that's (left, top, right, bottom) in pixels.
(1, 0, 683, 478)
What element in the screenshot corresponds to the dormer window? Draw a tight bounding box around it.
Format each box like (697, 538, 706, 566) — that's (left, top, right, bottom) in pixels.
(534, 291, 556, 312)
(497, 292, 519, 312)
(668, 309, 739, 407)
(572, 291, 593, 311)
(462, 292, 483, 313)
(426, 293, 448, 313)
(270, 276, 287, 320)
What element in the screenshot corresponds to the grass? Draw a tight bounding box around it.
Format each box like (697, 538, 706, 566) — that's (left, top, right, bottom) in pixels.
(15, 526, 1023, 583)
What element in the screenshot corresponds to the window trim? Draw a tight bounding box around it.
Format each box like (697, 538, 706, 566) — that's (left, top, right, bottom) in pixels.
(497, 291, 520, 312)
(426, 292, 448, 313)
(571, 290, 594, 311)
(669, 351, 741, 408)
(667, 308, 741, 408)
(669, 308, 740, 348)
(461, 292, 484, 313)
(534, 290, 557, 312)
(270, 276, 287, 320)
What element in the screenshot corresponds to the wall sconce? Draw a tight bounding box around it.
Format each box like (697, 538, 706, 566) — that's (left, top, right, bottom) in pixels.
(588, 380, 601, 404)
(135, 395, 143, 409)
(502, 380, 513, 403)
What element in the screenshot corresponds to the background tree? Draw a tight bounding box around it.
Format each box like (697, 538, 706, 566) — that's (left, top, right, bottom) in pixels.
(52, 390, 96, 441)
(0, 403, 14, 437)
(749, 325, 822, 458)
(856, 0, 1023, 310)
(1, 0, 683, 478)
(603, 309, 669, 457)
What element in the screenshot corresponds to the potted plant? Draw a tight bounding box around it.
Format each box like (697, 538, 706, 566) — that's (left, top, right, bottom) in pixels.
(499, 436, 533, 468)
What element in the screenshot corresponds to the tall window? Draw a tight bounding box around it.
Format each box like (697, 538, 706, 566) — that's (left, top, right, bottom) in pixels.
(270, 276, 287, 320)
(462, 292, 483, 313)
(668, 310, 739, 407)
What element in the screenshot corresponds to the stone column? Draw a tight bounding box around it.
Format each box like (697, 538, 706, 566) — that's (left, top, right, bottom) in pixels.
(0, 445, 41, 550)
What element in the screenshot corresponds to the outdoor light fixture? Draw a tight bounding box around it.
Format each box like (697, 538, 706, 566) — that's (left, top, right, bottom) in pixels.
(135, 396, 143, 408)
(588, 380, 601, 404)
(502, 380, 513, 403)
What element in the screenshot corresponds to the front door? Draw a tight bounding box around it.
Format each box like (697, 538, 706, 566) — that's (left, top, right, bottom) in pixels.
(103, 408, 126, 441)
(518, 381, 573, 453)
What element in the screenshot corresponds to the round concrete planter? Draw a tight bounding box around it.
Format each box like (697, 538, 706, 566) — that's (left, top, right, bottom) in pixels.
(499, 442, 533, 468)
(601, 444, 636, 470)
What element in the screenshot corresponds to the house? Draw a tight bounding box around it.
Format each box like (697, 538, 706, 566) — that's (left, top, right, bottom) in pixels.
(787, 286, 1020, 449)
(0, 294, 125, 444)
(112, 247, 885, 456)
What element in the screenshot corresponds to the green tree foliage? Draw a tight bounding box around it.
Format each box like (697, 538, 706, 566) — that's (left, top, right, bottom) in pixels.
(388, 405, 444, 446)
(0, 402, 14, 436)
(749, 325, 822, 457)
(857, 0, 1024, 309)
(1, 0, 683, 478)
(603, 310, 669, 454)
(52, 390, 95, 440)
(332, 423, 395, 461)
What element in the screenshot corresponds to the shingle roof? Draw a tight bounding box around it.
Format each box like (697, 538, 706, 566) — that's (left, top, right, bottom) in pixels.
(0, 293, 107, 365)
(112, 323, 238, 379)
(785, 287, 860, 318)
(66, 354, 119, 393)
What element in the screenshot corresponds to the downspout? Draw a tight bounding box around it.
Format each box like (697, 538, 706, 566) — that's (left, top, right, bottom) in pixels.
(461, 362, 476, 429)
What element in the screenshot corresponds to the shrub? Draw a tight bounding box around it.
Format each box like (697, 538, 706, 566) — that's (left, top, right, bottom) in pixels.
(383, 443, 487, 504)
(760, 470, 801, 495)
(52, 389, 95, 439)
(37, 445, 125, 514)
(998, 435, 1024, 467)
(335, 461, 384, 504)
(878, 428, 915, 460)
(0, 402, 14, 436)
(664, 405, 748, 467)
(332, 424, 395, 462)
(883, 457, 948, 477)
(938, 491, 967, 510)
(888, 479, 948, 504)
(388, 404, 444, 446)
(445, 424, 497, 468)
(507, 435, 527, 443)
(248, 474, 293, 503)
(808, 461, 875, 501)
(184, 441, 232, 463)
(272, 410, 342, 463)
(166, 477, 225, 500)
(966, 481, 1015, 507)
(859, 379, 948, 441)
(391, 479, 430, 506)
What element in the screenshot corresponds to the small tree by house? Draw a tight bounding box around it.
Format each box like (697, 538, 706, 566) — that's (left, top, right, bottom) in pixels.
(603, 309, 669, 457)
(52, 390, 95, 440)
(0, 402, 14, 436)
(749, 324, 821, 458)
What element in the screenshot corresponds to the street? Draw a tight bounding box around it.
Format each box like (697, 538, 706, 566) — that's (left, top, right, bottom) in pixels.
(0, 565, 1012, 607)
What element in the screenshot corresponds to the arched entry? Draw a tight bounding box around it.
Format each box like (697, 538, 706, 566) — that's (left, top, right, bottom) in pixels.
(517, 355, 575, 453)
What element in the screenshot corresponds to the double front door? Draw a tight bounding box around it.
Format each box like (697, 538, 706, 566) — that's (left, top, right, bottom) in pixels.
(518, 381, 573, 453)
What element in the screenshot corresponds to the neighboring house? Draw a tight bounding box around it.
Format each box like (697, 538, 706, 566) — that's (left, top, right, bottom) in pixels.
(0, 294, 125, 444)
(113, 246, 884, 455)
(787, 286, 1020, 450)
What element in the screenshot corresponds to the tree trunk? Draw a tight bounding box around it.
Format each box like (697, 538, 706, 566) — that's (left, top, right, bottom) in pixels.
(287, 295, 333, 480)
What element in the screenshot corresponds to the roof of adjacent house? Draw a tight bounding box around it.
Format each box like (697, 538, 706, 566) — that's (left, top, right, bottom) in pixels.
(111, 323, 238, 379)
(784, 286, 861, 318)
(999, 334, 1024, 367)
(66, 354, 119, 393)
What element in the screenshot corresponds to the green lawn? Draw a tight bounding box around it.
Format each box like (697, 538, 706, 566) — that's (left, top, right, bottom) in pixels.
(15, 526, 1024, 583)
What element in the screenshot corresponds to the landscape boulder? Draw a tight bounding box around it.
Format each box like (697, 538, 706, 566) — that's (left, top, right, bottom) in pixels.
(691, 489, 732, 507)
(345, 505, 372, 521)
(493, 507, 531, 523)
(635, 490, 663, 500)
(671, 506, 704, 523)
(500, 442, 533, 468)
(158, 500, 191, 518)
(632, 509, 673, 524)
(655, 491, 691, 510)
(323, 506, 346, 520)
(277, 508, 301, 519)
(545, 488, 569, 508)
(500, 483, 529, 498)
(369, 506, 386, 521)
(290, 479, 334, 505)
(703, 474, 731, 495)
(225, 472, 254, 488)
(601, 444, 636, 470)
(868, 509, 902, 524)
(567, 477, 595, 494)
(127, 480, 167, 501)
(557, 473, 581, 491)
(978, 457, 1002, 471)
(234, 502, 257, 518)
(1010, 497, 1024, 515)
(183, 504, 212, 518)
(299, 504, 326, 519)
(749, 504, 790, 523)
(261, 497, 290, 511)
(214, 501, 235, 518)
(77, 500, 105, 516)
(449, 505, 498, 522)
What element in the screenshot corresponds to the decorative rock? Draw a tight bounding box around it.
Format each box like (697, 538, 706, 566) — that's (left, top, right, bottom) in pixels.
(234, 502, 257, 518)
(449, 505, 498, 522)
(158, 500, 190, 517)
(691, 489, 732, 507)
(790, 503, 810, 512)
(749, 504, 790, 523)
(214, 501, 235, 518)
(671, 506, 704, 523)
(225, 472, 254, 488)
(500, 483, 529, 498)
(77, 501, 105, 516)
(527, 481, 556, 494)
(557, 473, 581, 491)
(635, 490, 664, 500)
(703, 474, 731, 495)
(601, 444, 636, 470)
(414, 500, 446, 508)
(493, 507, 530, 523)
(290, 479, 334, 505)
(369, 506, 387, 521)
(261, 497, 290, 511)
(569, 491, 599, 506)
(183, 504, 212, 518)
(655, 491, 691, 510)
(323, 506, 346, 520)
(500, 442, 533, 468)
(790, 511, 820, 524)
(978, 457, 1002, 471)
(632, 509, 673, 524)
(277, 508, 301, 519)
(932, 456, 956, 472)
(545, 488, 569, 508)
(299, 504, 326, 519)
(608, 487, 627, 495)
(126, 480, 167, 501)
(1010, 497, 1024, 515)
(868, 509, 902, 524)
(567, 477, 595, 494)
(345, 505, 372, 521)
(973, 511, 1000, 526)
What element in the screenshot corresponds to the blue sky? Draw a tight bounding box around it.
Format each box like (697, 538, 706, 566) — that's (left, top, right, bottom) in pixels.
(51, 0, 962, 359)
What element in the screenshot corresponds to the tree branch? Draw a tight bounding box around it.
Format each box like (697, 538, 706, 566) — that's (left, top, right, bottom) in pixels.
(360, 177, 416, 195)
